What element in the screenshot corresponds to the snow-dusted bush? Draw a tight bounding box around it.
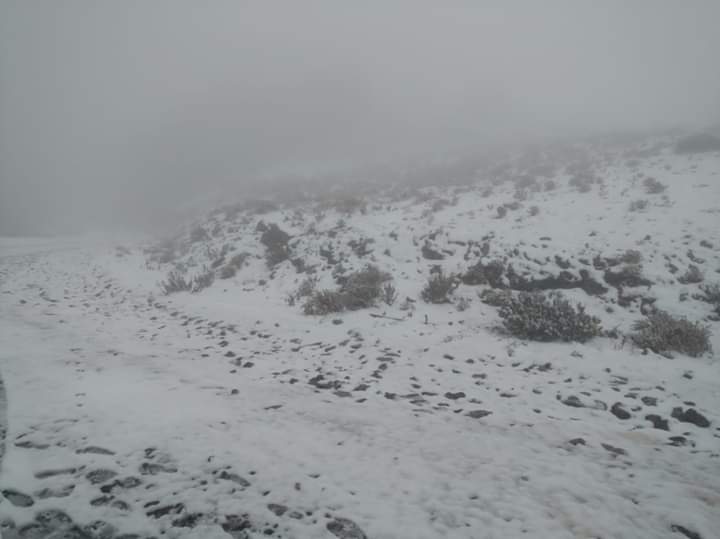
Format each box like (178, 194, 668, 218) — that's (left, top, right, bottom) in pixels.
(339, 265, 391, 310)
(191, 267, 215, 293)
(302, 265, 391, 314)
(675, 133, 720, 154)
(643, 177, 667, 194)
(631, 311, 711, 357)
(421, 271, 458, 304)
(190, 226, 209, 243)
(677, 264, 703, 284)
(160, 270, 192, 295)
(628, 199, 648, 212)
(478, 288, 512, 307)
(260, 223, 291, 267)
(699, 283, 720, 304)
(296, 276, 319, 298)
(381, 282, 398, 306)
(462, 260, 505, 288)
(219, 252, 251, 279)
(303, 289, 345, 315)
(498, 292, 602, 342)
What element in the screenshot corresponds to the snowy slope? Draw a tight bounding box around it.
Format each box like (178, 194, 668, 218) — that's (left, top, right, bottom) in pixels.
(1, 134, 719, 539)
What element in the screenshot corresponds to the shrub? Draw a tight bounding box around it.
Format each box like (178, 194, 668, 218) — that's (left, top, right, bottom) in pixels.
(630, 311, 711, 357)
(381, 282, 398, 306)
(302, 289, 345, 315)
(675, 133, 720, 154)
(462, 260, 505, 287)
(544, 179, 557, 191)
(339, 265, 391, 310)
(678, 264, 703, 284)
(160, 270, 192, 295)
(528, 205, 540, 217)
(699, 283, 720, 304)
(296, 276, 319, 298)
(620, 249, 643, 265)
(496, 206, 507, 219)
(421, 271, 458, 304)
(219, 252, 250, 279)
(498, 292, 602, 342)
(301, 265, 390, 315)
(478, 288, 512, 307)
(190, 226, 209, 243)
(643, 177, 667, 194)
(455, 296, 471, 312)
(629, 199, 648, 212)
(260, 223, 291, 266)
(191, 268, 215, 293)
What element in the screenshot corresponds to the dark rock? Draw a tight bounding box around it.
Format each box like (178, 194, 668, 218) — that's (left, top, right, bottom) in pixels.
(90, 495, 114, 507)
(219, 470, 251, 487)
(139, 462, 178, 475)
(641, 396, 657, 406)
(561, 395, 585, 408)
(35, 467, 77, 479)
(601, 443, 627, 456)
(172, 513, 204, 528)
(671, 524, 703, 539)
(610, 402, 631, 420)
(83, 520, 116, 539)
(645, 414, 669, 431)
(671, 408, 710, 428)
(147, 503, 185, 519)
(76, 446, 115, 456)
(101, 476, 142, 493)
(222, 515, 252, 535)
(267, 503, 288, 517)
(1, 489, 34, 507)
(444, 392, 466, 400)
(422, 244, 444, 260)
(466, 410, 492, 419)
(668, 436, 690, 447)
(35, 484, 75, 499)
(326, 517, 367, 539)
(86, 469, 118, 485)
(35, 510, 73, 528)
(568, 438, 586, 446)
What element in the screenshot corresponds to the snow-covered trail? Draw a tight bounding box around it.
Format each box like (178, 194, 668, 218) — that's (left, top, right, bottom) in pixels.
(1, 242, 719, 539)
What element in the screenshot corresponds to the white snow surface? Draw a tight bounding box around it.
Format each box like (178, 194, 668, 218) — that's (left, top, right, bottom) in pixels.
(1, 138, 719, 538)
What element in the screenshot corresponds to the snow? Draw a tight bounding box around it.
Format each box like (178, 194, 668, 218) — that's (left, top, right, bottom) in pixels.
(1, 137, 719, 538)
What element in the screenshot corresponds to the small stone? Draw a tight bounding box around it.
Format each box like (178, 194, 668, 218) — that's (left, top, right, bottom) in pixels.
(86, 469, 118, 484)
(561, 395, 585, 408)
(670, 524, 703, 539)
(1, 489, 34, 507)
(671, 407, 710, 428)
(645, 414, 669, 431)
(466, 410, 492, 419)
(601, 443, 627, 456)
(326, 517, 367, 539)
(267, 503, 288, 517)
(76, 446, 116, 456)
(610, 403, 631, 420)
(641, 396, 657, 406)
(219, 470, 251, 487)
(35, 467, 77, 479)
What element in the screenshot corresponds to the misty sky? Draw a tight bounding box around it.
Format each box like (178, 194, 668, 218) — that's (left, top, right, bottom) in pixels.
(1, 1, 719, 234)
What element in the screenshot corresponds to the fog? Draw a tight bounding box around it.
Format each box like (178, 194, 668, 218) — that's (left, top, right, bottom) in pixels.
(1, 1, 719, 235)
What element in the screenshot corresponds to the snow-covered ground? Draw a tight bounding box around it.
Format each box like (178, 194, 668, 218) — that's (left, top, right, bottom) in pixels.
(1, 136, 719, 538)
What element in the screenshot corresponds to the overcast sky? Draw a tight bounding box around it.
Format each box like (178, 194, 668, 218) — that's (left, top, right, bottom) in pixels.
(1, 1, 719, 234)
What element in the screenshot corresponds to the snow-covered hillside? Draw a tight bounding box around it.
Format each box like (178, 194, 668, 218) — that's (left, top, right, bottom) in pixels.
(1, 134, 719, 539)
